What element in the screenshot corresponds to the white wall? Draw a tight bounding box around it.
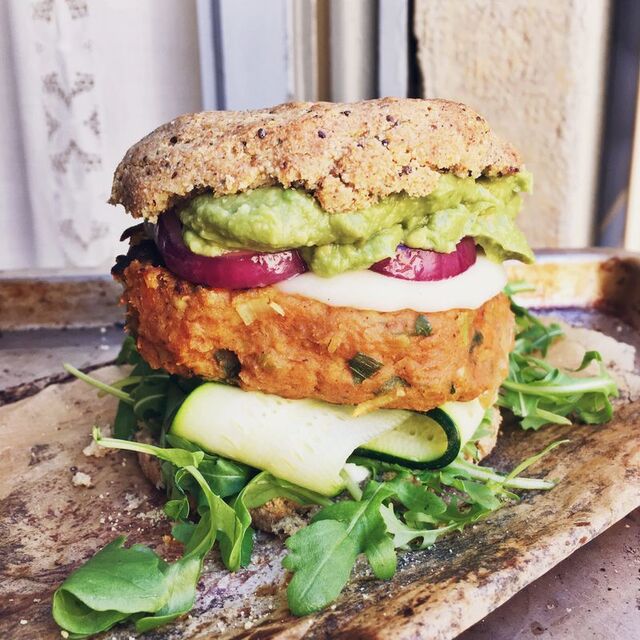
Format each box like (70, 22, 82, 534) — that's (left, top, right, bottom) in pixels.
(1, 0, 202, 271)
(0, 0, 34, 270)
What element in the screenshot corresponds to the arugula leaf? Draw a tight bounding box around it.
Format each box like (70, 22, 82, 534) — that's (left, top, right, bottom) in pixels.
(52, 433, 240, 637)
(503, 439, 568, 484)
(499, 351, 618, 429)
(113, 400, 136, 440)
(238, 471, 331, 511)
(447, 478, 501, 510)
(284, 519, 359, 616)
(171, 521, 196, 544)
(500, 284, 619, 429)
(364, 520, 397, 579)
(446, 456, 557, 491)
(136, 556, 202, 633)
(115, 335, 142, 365)
(184, 465, 246, 570)
(52, 590, 127, 639)
(504, 281, 562, 357)
(199, 457, 253, 498)
(93, 428, 204, 467)
(380, 504, 457, 549)
(283, 481, 395, 615)
(166, 434, 253, 498)
(379, 475, 445, 533)
(63, 364, 133, 404)
(164, 496, 190, 521)
(52, 537, 174, 637)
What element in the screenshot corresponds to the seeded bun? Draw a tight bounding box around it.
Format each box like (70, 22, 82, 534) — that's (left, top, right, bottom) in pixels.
(110, 98, 522, 220)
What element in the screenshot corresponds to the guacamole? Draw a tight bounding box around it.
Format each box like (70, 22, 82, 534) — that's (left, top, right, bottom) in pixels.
(179, 172, 533, 277)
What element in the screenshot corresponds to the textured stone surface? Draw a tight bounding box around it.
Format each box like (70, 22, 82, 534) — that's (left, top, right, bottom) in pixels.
(460, 510, 640, 639)
(0, 365, 638, 639)
(414, 0, 609, 248)
(2, 254, 640, 639)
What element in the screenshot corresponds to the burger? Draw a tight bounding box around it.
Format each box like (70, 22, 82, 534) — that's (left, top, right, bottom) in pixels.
(109, 98, 532, 500)
(53, 99, 622, 635)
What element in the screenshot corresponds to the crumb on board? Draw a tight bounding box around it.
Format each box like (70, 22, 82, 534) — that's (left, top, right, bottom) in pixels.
(71, 471, 93, 487)
(123, 492, 145, 512)
(83, 425, 112, 458)
(249, 498, 318, 537)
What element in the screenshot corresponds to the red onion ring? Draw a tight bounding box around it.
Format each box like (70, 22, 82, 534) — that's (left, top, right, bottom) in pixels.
(370, 238, 477, 281)
(152, 212, 307, 289)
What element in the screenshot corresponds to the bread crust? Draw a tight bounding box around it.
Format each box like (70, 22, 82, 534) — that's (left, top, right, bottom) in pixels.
(119, 259, 514, 413)
(110, 98, 521, 220)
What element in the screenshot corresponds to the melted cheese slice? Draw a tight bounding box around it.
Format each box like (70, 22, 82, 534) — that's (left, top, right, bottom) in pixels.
(276, 255, 507, 313)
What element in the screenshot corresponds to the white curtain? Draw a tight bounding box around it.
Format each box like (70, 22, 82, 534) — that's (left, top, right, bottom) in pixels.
(1, 0, 202, 271)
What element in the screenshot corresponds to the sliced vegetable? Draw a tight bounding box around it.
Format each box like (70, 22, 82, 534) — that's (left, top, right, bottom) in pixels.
(171, 383, 411, 495)
(152, 212, 307, 289)
(357, 399, 485, 469)
(440, 398, 486, 444)
(370, 238, 476, 281)
(348, 352, 383, 384)
(414, 314, 433, 336)
(171, 385, 485, 494)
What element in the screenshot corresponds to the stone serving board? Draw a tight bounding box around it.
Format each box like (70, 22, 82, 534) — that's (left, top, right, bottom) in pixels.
(1, 251, 639, 639)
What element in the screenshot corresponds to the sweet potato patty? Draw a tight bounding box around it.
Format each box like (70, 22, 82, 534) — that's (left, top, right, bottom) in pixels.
(120, 260, 514, 412)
